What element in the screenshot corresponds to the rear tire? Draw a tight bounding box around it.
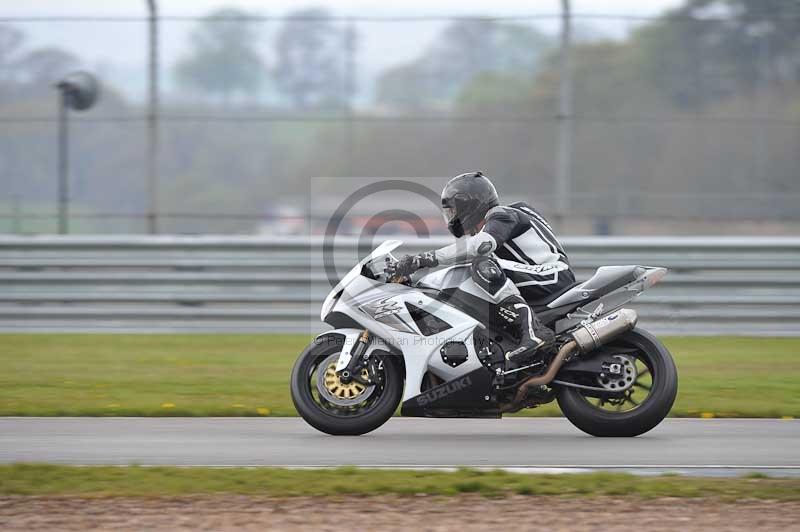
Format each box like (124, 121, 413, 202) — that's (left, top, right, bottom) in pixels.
(556, 328, 678, 437)
(290, 335, 403, 436)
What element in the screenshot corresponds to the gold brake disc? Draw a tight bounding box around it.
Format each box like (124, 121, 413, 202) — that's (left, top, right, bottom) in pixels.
(323, 362, 370, 400)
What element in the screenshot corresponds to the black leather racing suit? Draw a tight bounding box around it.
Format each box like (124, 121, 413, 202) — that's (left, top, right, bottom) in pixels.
(433, 201, 575, 304)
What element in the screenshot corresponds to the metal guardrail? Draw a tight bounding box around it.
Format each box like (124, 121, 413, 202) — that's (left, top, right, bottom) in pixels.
(1, 235, 798, 336)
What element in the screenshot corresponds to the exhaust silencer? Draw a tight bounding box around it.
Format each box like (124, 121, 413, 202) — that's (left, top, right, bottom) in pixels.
(509, 308, 638, 408)
(571, 308, 638, 354)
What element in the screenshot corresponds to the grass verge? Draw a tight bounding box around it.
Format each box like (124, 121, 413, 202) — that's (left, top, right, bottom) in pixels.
(1, 465, 799, 500)
(1, 334, 798, 417)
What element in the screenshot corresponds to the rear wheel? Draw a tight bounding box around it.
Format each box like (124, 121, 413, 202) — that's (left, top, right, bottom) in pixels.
(556, 328, 677, 437)
(290, 335, 403, 436)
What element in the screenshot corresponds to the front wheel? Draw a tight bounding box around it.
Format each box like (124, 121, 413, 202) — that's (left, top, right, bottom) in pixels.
(556, 328, 678, 437)
(290, 335, 403, 435)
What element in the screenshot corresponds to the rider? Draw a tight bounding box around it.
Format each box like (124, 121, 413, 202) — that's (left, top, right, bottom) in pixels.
(393, 171, 575, 362)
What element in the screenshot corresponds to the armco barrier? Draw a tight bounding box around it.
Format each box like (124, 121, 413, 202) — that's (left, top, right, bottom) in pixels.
(1, 235, 798, 336)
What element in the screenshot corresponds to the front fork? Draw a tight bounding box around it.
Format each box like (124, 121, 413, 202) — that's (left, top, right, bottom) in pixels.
(336, 329, 371, 384)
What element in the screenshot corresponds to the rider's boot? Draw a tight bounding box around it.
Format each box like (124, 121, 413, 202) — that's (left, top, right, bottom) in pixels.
(499, 296, 546, 362)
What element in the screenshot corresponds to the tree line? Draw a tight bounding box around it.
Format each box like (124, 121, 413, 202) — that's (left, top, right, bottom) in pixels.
(0, 0, 798, 234)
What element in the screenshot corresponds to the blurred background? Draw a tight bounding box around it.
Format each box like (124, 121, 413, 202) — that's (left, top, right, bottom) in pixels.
(1, 0, 798, 236)
(1, 0, 798, 335)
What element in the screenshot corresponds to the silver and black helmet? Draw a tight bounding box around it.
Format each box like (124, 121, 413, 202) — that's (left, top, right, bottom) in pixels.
(441, 171, 499, 237)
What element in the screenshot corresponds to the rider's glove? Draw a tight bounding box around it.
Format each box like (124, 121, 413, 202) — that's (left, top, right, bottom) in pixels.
(394, 252, 439, 278)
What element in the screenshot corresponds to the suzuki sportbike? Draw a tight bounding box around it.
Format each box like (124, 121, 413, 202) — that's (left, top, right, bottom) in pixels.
(291, 241, 678, 437)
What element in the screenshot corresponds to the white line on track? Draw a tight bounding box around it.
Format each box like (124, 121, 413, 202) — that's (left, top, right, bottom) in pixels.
(62, 464, 800, 477)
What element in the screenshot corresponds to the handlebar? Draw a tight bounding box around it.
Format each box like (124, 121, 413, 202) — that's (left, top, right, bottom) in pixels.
(382, 257, 411, 285)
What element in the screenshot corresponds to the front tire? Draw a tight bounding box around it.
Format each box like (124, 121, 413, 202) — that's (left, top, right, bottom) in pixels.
(556, 328, 678, 437)
(290, 335, 403, 436)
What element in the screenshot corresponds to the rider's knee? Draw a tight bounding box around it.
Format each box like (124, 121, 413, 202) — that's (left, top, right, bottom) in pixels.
(470, 256, 521, 300)
(471, 256, 505, 293)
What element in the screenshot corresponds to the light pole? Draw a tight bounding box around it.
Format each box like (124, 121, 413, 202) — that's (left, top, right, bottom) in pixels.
(55, 71, 99, 234)
(555, 0, 573, 229)
(146, 0, 159, 234)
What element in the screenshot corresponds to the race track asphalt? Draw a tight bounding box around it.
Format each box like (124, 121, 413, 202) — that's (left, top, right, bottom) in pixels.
(1, 418, 798, 476)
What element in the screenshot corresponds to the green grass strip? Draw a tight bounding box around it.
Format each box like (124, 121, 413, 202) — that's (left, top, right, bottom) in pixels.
(1, 465, 798, 500)
(1, 334, 799, 417)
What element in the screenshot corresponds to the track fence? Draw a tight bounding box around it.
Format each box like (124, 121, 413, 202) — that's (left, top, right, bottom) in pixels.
(1, 235, 798, 336)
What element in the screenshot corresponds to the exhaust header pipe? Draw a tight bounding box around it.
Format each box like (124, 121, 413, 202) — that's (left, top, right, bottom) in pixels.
(571, 308, 638, 354)
(511, 309, 638, 406)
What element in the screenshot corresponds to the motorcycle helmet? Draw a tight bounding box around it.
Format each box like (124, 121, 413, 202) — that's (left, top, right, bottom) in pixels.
(441, 171, 499, 237)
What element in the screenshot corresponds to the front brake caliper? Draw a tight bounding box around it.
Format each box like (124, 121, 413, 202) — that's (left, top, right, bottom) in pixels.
(337, 330, 371, 384)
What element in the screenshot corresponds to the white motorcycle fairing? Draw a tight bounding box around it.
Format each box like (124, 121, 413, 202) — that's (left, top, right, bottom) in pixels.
(318, 241, 497, 409)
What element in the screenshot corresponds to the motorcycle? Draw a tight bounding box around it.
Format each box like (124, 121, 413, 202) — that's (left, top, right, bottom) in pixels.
(291, 240, 678, 437)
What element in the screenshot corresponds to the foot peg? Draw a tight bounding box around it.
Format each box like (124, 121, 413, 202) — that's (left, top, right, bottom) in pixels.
(505, 337, 546, 361)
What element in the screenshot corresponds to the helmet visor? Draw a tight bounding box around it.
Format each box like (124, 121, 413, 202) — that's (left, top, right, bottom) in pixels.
(442, 206, 458, 224)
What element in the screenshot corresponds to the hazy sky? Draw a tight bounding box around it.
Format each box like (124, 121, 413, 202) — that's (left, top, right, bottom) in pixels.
(2, 1, 684, 101)
(4, 1, 683, 17)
